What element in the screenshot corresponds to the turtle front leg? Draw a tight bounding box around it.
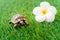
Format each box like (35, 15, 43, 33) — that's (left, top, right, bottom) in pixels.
(14, 24, 17, 27)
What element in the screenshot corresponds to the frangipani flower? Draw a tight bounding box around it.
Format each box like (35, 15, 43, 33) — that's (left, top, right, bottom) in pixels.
(33, 2, 57, 22)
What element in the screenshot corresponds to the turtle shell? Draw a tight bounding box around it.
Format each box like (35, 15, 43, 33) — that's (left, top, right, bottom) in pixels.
(9, 14, 28, 27)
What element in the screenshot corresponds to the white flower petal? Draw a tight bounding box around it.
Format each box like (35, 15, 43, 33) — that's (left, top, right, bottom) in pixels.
(40, 2, 50, 9)
(47, 6, 57, 15)
(45, 12, 55, 22)
(35, 15, 45, 22)
(33, 7, 42, 15)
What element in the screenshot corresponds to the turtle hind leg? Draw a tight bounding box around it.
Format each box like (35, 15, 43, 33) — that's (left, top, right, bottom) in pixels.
(14, 24, 17, 27)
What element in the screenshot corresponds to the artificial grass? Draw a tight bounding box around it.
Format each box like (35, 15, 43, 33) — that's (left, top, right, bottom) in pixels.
(0, 0, 60, 40)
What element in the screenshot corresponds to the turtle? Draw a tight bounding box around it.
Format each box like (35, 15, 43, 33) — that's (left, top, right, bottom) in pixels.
(9, 14, 29, 27)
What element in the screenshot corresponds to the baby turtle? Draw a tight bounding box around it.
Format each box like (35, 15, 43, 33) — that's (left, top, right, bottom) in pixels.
(9, 14, 29, 27)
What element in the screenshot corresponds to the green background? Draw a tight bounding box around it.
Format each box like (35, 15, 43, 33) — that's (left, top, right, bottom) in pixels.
(0, 0, 60, 40)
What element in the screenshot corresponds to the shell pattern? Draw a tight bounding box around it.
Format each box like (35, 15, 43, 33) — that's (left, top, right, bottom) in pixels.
(9, 14, 28, 27)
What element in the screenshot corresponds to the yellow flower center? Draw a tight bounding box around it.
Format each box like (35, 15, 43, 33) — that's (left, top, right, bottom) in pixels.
(42, 9, 47, 15)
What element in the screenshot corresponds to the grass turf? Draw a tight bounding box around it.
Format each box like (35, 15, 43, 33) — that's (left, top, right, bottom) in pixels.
(0, 0, 60, 40)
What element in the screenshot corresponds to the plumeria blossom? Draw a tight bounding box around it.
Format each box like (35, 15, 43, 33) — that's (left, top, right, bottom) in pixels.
(33, 2, 57, 22)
